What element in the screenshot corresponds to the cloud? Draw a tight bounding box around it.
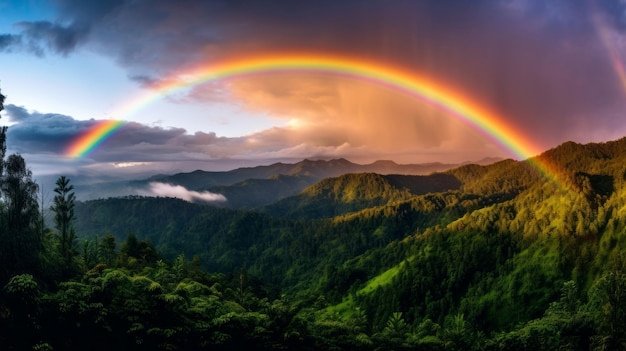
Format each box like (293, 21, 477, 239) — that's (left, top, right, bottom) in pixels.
(5, 105, 84, 153)
(128, 75, 165, 89)
(0, 100, 532, 171)
(0, 34, 22, 52)
(43, 0, 619, 151)
(5, 104, 31, 122)
(4, 0, 626, 165)
(0, 21, 88, 56)
(144, 182, 226, 203)
(112, 162, 154, 168)
(0, 0, 125, 56)
(15, 21, 87, 55)
(4, 104, 348, 163)
(224, 76, 460, 150)
(3, 104, 190, 157)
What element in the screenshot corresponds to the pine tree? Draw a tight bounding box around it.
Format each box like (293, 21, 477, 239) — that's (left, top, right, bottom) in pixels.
(98, 234, 116, 266)
(51, 176, 77, 273)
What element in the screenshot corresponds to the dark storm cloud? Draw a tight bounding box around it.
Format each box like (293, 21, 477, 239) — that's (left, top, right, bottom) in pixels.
(4, 0, 626, 152)
(0, 20, 86, 56)
(52, 0, 127, 21)
(5, 104, 84, 152)
(4, 104, 177, 154)
(1, 0, 125, 56)
(4, 104, 30, 122)
(56, 0, 621, 149)
(3, 104, 233, 161)
(12, 0, 456, 67)
(0, 34, 22, 52)
(15, 21, 86, 56)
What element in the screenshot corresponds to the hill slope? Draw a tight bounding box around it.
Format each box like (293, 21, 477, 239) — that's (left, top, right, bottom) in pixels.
(131, 158, 491, 208)
(74, 136, 626, 342)
(263, 172, 462, 218)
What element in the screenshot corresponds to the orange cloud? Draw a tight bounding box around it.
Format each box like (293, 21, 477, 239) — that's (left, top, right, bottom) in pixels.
(210, 74, 505, 162)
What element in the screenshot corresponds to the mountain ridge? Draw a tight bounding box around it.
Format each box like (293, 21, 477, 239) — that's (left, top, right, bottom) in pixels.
(145, 157, 496, 190)
(73, 135, 626, 341)
(137, 157, 500, 207)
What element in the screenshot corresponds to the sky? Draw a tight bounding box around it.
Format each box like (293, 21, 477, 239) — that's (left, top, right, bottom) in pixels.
(2, 0, 626, 183)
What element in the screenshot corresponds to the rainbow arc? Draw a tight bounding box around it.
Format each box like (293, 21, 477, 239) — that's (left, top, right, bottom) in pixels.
(65, 54, 558, 183)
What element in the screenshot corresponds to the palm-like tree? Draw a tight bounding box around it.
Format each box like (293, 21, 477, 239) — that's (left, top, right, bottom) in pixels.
(51, 176, 76, 271)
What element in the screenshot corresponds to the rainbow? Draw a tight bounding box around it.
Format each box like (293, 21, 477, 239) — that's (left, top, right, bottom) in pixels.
(65, 54, 546, 168)
(66, 119, 125, 158)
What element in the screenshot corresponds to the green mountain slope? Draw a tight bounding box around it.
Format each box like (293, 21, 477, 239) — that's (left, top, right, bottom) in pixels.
(208, 174, 316, 208)
(124, 158, 479, 209)
(73, 136, 626, 343)
(263, 172, 462, 218)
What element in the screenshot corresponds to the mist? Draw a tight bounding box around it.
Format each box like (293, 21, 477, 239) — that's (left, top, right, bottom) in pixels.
(144, 182, 227, 203)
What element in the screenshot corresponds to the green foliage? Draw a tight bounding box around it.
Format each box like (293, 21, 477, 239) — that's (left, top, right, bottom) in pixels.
(4, 116, 626, 350)
(377, 311, 410, 349)
(0, 153, 42, 284)
(65, 136, 626, 349)
(2, 274, 44, 349)
(4, 273, 40, 301)
(51, 176, 78, 275)
(209, 174, 317, 208)
(264, 172, 461, 219)
(588, 271, 626, 350)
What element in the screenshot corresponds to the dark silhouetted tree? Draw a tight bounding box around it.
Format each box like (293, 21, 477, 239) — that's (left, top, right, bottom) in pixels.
(51, 176, 77, 272)
(0, 89, 43, 283)
(0, 88, 6, 177)
(98, 234, 116, 266)
(0, 154, 41, 283)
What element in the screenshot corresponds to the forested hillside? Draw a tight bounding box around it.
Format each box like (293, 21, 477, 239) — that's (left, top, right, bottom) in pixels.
(72, 136, 626, 349)
(262, 172, 462, 218)
(4, 81, 626, 349)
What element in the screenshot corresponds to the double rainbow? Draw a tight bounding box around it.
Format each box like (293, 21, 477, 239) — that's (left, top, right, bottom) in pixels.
(65, 54, 545, 167)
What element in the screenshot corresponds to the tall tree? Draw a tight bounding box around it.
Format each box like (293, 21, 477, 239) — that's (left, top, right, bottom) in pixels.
(0, 154, 42, 282)
(98, 234, 117, 266)
(0, 88, 6, 177)
(51, 176, 77, 271)
(0, 88, 5, 282)
(0, 90, 42, 283)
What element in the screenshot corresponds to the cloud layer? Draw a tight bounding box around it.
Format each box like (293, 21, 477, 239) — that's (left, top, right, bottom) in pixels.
(3, 0, 626, 174)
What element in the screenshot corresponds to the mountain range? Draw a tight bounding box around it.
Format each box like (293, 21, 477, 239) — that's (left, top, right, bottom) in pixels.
(72, 136, 626, 343)
(67, 156, 500, 206)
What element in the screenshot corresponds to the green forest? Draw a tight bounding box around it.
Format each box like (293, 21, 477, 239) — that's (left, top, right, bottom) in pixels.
(3, 87, 626, 350)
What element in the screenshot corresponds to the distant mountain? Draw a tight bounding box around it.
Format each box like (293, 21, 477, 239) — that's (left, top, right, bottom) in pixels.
(133, 157, 498, 208)
(62, 157, 502, 202)
(146, 158, 468, 190)
(68, 135, 626, 349)
(74, 136, 626, 336)
(263, 172, 462, 218)
(206, 174, 316, 209)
